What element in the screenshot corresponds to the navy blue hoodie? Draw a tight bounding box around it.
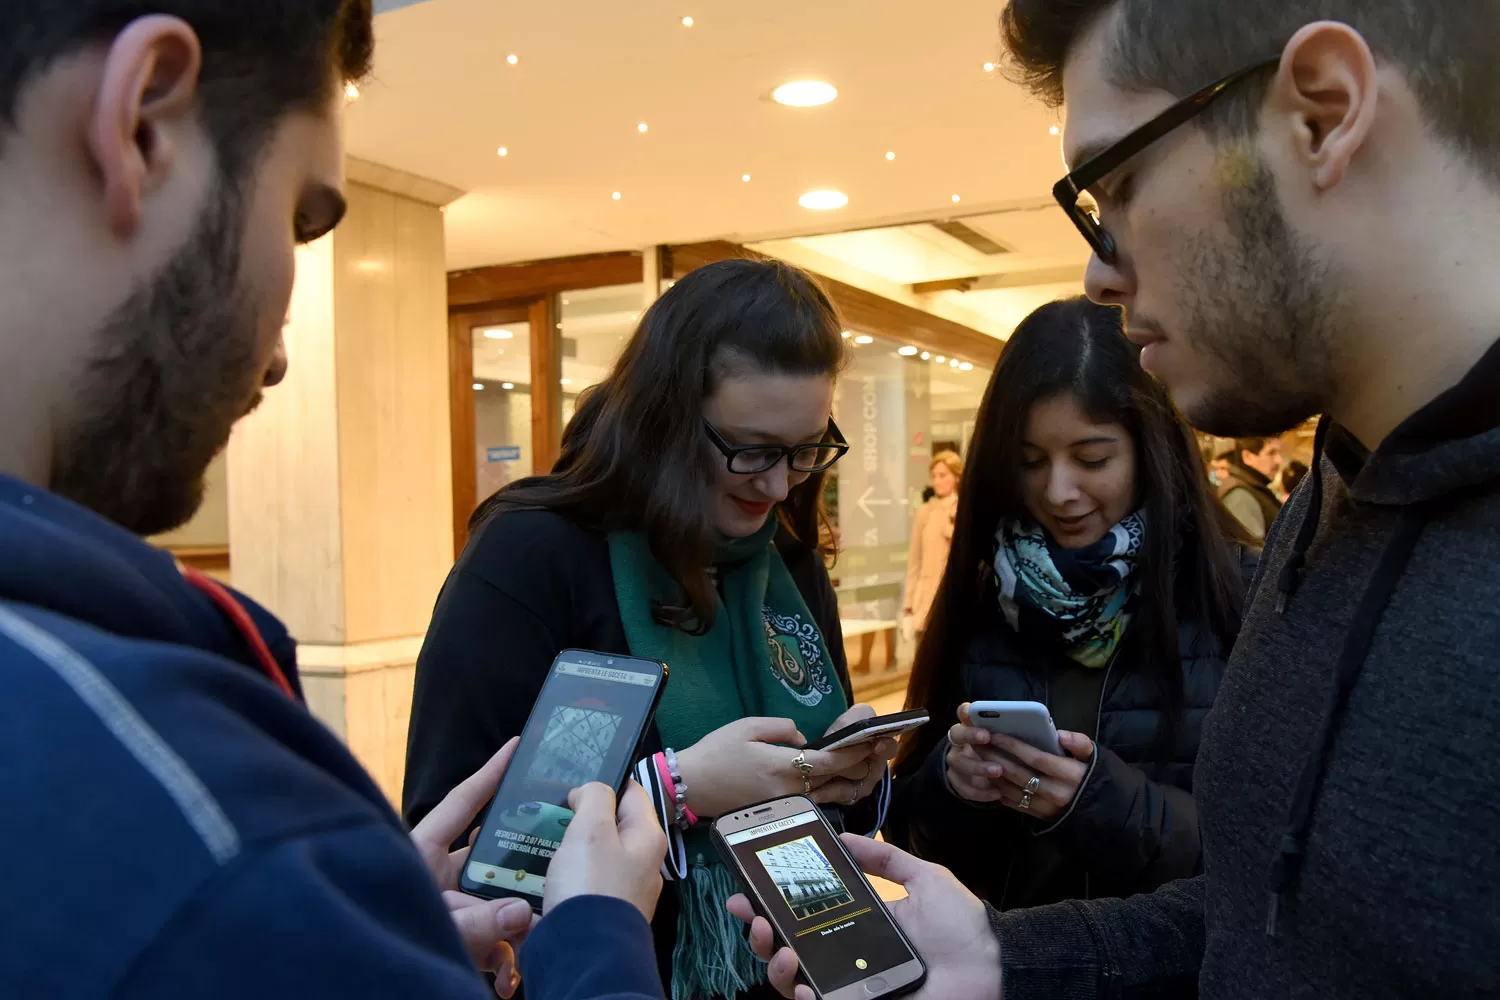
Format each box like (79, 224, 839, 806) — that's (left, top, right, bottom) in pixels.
(0, 475, 664, 1000)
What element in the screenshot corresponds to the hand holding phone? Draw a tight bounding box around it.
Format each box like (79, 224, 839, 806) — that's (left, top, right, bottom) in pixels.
(946, 703, 1093, 819)
(543, 780, 666, 922)
(806, 709, 929, 752)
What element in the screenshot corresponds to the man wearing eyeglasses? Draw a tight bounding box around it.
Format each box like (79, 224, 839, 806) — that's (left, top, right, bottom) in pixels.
(734, 2, 1500, 998)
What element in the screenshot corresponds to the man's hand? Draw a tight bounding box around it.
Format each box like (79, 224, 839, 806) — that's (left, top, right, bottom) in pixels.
(409, 738, 534, 997)
(728, 835, 1002, 1000)
(543, 780, 667, 922)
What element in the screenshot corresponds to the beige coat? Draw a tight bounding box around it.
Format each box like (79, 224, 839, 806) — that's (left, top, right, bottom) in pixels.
(904, 492, 957, 630)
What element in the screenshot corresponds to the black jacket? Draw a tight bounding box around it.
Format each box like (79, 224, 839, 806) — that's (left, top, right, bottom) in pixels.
(887, 552, 1254, 911)
(404, 508, 866, 998)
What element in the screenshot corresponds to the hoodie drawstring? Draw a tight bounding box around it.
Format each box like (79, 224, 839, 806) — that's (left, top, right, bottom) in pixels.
(1264, 469, 1443, 936)
(1275, 417, 1331, 614)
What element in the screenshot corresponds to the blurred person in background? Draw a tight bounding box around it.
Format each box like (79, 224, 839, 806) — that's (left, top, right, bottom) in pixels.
(887, 298, 1252, 911)
(1278, 459, 1310, 501)
(903, 450, 964, 641)
(1218, 437, 1284, 539)
(0, 2, 666, 998)
(406, 258, 896, 1000)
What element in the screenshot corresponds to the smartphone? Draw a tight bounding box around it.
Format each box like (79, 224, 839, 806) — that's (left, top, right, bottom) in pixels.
(967, 700, 1062, 755)
(806, 710, 930, 752)
(713, 796, 926, 1000)
(460, 650, 667, 910)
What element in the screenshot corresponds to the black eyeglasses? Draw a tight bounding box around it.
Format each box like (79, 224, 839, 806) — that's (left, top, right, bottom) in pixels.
(704, 418, 849, 475)
(1053, 57, 1280, 265)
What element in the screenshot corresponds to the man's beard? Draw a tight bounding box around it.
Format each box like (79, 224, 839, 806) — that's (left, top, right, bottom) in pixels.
(1173, 158, 1342, 438)
(51, 179, 260, 537)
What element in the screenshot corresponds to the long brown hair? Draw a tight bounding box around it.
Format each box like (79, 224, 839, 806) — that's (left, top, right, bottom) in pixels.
(897, 297, 1249, 770)
(471, 258, 847, 629)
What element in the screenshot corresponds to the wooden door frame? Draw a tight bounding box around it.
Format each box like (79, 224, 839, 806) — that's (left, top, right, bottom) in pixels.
(448, 303, 529, 557)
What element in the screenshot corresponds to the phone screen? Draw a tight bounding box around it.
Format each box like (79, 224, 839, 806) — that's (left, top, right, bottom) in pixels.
(465, 654, 663, 899)
(723, 809, 918, 995)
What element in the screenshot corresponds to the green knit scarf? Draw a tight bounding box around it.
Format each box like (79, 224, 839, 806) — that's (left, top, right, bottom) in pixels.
(609, 519, 847, 1000)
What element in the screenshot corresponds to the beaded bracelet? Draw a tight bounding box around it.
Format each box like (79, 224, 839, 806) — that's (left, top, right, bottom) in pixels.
(655, 749, 698, 829)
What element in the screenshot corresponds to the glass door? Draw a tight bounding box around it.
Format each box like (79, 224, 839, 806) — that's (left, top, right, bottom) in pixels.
(469, 316, 533, 499)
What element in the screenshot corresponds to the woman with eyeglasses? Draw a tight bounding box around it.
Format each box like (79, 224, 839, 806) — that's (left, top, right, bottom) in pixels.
(884, 297, 1255, 913)
(404, 258, 895, 1000)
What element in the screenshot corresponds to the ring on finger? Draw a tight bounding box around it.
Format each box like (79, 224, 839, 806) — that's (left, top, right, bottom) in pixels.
(792, 751, 815, 794)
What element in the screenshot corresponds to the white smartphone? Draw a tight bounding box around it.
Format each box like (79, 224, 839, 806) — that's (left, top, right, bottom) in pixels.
(967, 700, 1062, 755)
(713, 796, 926, 1000)
(806, 710, 929, 752)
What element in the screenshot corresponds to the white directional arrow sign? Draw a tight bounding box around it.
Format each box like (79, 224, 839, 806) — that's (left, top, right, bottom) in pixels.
(857, 486, 893, 520)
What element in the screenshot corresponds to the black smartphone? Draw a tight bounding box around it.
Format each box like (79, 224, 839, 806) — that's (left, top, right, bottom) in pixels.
(805, 709, 929, 752)
(713, 796, 927, 1000)
(460, 649, 667, 911)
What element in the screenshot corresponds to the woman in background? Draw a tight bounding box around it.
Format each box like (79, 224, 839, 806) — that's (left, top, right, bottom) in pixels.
(886, 297, 1254, 911)
(903, 450, 963, 640)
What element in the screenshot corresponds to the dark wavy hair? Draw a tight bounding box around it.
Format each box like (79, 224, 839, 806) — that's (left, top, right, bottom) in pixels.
(472, 258, 847, 630)
(897, 297, 1249, 770)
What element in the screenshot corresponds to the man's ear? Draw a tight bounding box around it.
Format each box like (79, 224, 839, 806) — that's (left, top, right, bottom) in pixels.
(1271, 20, 1380, 193)
(86, 15, 203, 238)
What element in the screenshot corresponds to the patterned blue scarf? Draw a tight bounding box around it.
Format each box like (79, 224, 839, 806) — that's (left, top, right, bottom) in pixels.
(993, 512, 1145, 668)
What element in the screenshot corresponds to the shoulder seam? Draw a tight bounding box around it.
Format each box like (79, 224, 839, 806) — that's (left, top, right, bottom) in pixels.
(0, 603, 240, 864)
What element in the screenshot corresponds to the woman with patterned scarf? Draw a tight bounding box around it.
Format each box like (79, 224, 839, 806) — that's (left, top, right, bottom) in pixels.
(404, 259, 896, 1000)
(887, 298, 1257, 912)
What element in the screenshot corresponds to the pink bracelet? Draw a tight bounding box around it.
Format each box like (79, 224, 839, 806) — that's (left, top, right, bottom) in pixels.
(653, 751, 698, 828)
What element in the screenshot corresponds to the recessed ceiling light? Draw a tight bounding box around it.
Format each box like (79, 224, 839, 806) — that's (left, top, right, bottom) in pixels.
(949, 359, 960, 369)
(483, 328, 513, 340)
(496, 146, 509, 157)
(560, 378, 573, 386)
(920, 352, 931, 360)
(885, 151, 896, 161)
(502, 382, 515, 390)
(344, 82, 360, 101)
(854, 335, 874, 345)
(983, 62, 996, 72)
(473, 382, 485, 391)
(1049, 125, 1060, 136)
(637, 122, 649, 133)
(935, 355, 947, 364)
(612, 191, 622, 200)
(841, 331, 852, 339)
(681, 15, 694, 26)
(898, 346, 918, 356)
(506, 54, 519, 65)
(773, 80, 838, 107)
(959, 362, 974, 371)
(799, 189, 848, 211)
(951, 194, 962, 203)
(742, 173, 752, 182)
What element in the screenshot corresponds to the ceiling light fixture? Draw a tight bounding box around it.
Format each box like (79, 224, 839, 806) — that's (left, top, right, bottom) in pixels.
(799, 189, 848, 211)
(506, 54, 519, 65)
(637, 122, 649, 133)
(502, 382, 515, 390)
(773, 80, 838, 107)
(920, 352, 931, 361)
(483, 328, 513, 340)
(742, 173, 752, 182)
(841, 331, 852, 339)
(473, 382, 485, 391)
(1049, 125, 1060, 136)
(496, 146, 509, 157)
(951, 194, 962, 203)
(935, 356, 947, 364)
(898, 346, 918, 356)
(682, 15, 694, 26)
(560, 378, 573, 386)
(949, 359, 960, 369)
(344, 82, 360, 101)
(854, 335, 874, 345)
(983, 62, 996, 72)
(611, 191, 622, 200)
(959, 362, 974, 371)
(885, 151, 896, 161)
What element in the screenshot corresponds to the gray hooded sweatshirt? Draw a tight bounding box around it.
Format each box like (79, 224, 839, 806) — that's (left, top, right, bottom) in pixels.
(992, 342, 1500, 998)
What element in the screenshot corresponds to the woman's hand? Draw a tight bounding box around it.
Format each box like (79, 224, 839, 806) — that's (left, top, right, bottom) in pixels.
(674, 717, 874, 818)
(806, 704, 899, 808)
(944, 704, 1094, 820)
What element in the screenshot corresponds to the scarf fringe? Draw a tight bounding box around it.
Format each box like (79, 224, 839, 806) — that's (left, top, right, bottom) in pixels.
(671, 862, 765, 1000)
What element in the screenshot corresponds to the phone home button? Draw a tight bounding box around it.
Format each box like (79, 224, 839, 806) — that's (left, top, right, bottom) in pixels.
(863, 976, 887, 995)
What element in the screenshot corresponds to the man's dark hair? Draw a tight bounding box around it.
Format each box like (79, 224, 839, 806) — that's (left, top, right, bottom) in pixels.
(1236, 437, 1269, 457)
(0, 1, 373, 177)
(1000, 0, 1500, 181)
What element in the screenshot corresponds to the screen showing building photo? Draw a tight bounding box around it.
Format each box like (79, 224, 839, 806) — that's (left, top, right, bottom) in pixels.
(529, 705, 622, 786)
(755, 834, 856, 919)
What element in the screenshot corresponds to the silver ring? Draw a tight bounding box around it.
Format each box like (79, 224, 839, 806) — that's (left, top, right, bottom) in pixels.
(1019, 790, 1034, 810)
(1024, 776, 1041, 794)
(792, 751, 814, 794)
